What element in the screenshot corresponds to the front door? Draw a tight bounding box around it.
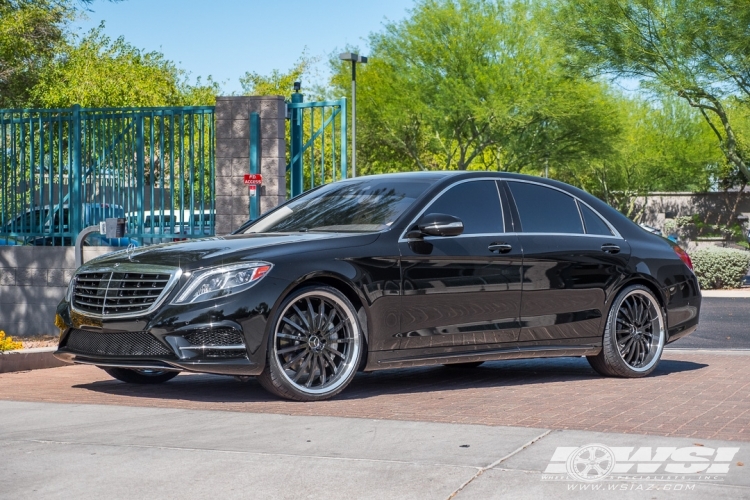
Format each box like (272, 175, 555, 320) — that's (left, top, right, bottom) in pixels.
(397, 179, 523, 350)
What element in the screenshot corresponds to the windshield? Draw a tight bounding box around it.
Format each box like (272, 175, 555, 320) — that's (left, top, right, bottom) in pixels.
(244, 178, 434, 233)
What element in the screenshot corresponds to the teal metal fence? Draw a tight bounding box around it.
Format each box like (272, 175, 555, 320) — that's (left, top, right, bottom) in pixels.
(0, 105, 215, 246)
(287, 96, 347, 197)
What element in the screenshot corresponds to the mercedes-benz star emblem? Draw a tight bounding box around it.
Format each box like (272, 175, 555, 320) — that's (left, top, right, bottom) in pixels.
(126, 243, 136, 261)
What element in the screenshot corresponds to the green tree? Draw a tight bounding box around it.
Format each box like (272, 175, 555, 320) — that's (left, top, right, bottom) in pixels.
(554, 0, 750, 183)
(329, 0, 621, 176)
(29, 26, 219, 108)
(240, 54, 319, 100)
(559, 96, 723, 218)
(0, 0, 71, 107)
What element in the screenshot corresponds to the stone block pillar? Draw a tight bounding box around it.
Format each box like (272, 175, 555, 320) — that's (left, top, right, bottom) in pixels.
(214, 96, 286, 235)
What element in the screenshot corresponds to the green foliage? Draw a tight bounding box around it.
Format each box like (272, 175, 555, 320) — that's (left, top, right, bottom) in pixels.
(0, 0, 71, 107)
(691, 247, 750, 289)
(554, 0, 750, 183)
(329, 0, 621, 175)
(561, 96, 722, 217)
(240, 54, 320, 100)
(29, 26, 219, 108)
(0, 330, 22, 351)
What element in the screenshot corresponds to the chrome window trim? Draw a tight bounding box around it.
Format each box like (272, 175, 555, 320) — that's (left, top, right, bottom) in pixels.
(410, 231, 624, 242)
(399, 176, 623, 242)
(504, 179, 623, 239)
(70, 263, 182, 319)
(399, 177, 505, 241)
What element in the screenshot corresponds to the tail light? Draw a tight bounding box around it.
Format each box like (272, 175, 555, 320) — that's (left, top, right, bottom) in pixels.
(673, 245, 693, 270)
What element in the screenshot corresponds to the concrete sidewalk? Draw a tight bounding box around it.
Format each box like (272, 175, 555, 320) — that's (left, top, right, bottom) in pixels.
(1, 401, 747, 500)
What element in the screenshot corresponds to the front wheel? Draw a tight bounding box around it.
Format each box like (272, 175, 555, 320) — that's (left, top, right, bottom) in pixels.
(587, 285, 666, 378)
(102, 367, 179, 384)
(258, 286, 364, 401)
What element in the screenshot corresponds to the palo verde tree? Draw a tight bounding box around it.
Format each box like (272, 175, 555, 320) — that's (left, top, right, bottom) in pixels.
(554, 0, 750, 183)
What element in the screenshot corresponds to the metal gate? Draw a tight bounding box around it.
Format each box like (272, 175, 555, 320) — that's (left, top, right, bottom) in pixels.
(0, 105, 215, 246)
(287, 95, 347, 197)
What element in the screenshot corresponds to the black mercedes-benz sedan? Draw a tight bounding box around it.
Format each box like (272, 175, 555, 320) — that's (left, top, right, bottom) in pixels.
(54, 172, 701, 401)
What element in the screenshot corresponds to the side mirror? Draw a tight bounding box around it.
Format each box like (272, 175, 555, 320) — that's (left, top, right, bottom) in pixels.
(414, 213, 464, 237)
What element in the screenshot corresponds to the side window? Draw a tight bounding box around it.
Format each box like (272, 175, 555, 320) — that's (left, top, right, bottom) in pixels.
(508, 182, 583, 234)
(579, 202, 613, 236)
(424, 180, 503, 234)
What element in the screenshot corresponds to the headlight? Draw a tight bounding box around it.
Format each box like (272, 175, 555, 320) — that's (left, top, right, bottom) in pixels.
(65, 275, 76, 303)
(172, 262, 272, 304)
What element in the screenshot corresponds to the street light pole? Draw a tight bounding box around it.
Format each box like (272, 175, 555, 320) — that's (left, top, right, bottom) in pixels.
(339, 53, 367, 178)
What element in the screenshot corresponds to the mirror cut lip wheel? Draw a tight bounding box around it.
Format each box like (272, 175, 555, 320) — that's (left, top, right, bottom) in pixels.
(615, 289, 665, 372)
(272, 290, 361, 395)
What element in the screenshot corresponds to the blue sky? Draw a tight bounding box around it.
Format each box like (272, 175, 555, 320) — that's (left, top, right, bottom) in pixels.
(72, 0, 414, 94)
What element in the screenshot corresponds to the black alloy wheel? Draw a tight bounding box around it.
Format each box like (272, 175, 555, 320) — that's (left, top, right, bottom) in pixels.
(587, 285, 666, 378)
(102, 367, 179, 384)
(258, 286, 363, 401)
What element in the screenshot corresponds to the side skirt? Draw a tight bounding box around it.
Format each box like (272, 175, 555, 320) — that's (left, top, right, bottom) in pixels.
(366, 343, 602, 371)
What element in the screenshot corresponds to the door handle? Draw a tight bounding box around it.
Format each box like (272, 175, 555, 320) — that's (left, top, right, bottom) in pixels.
(601, 243, 620, 254)
(489, 242, 512, 253)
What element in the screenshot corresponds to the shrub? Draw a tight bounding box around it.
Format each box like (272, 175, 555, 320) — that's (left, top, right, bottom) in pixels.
(0, 331, 23, 352)
(691, 247, 750, 289)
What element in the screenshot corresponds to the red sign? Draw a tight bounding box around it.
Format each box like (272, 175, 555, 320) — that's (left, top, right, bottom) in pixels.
(244, 174, 263, 186)
(248, 185, 257, 197)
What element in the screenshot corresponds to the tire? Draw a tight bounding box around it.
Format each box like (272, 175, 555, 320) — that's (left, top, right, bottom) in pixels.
(102, 367, 179, 384)
(587, 285, 666, 378)
(258, 286, 364, 401)
(443, 361, 484, 369)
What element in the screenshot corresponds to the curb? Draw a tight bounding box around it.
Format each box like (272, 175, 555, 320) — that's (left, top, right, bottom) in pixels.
(701, 289, 750, 298)
(664, 348, 750, 355)
(0, 347, 68, 374)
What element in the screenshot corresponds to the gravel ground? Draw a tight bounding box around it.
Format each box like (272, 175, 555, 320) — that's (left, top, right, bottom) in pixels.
(19, 335, 58, 350)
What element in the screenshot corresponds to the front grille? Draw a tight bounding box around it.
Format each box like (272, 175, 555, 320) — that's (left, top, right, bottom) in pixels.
(73, 269, 174, 316)
(65, 329, 174, 357)
(183, 328, 246, 358)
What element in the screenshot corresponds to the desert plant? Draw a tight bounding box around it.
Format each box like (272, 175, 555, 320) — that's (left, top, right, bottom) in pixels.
(692, 247, 750, 289)
(0, 331, 23, 351)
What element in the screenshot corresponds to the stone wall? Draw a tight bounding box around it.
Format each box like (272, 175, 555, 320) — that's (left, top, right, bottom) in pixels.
(637, 191, 750, 229)
(214, 96, 287, 235)
(0, 247, 118, 336)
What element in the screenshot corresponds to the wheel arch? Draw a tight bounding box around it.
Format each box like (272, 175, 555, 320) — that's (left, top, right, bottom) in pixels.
(274, 272, 371, 345)
(612, 275, 667, 310)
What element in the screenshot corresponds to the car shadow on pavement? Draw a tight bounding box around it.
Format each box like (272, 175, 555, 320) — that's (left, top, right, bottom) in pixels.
(72, 356, 708, 404)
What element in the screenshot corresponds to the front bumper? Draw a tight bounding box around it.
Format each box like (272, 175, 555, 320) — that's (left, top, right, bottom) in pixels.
(53, 349, 262, 376)
(54, 276, 291, 376)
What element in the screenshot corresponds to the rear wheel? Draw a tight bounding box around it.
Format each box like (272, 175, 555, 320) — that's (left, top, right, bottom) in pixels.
(258, 286, 364, 401)
(587, 285, 666, 378)
(102, 367, 179, 384)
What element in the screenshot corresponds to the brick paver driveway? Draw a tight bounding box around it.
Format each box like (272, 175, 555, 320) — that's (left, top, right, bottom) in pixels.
(2, 350, 748, 442)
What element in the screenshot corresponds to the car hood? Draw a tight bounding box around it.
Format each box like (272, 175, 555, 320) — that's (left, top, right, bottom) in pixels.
(85, 232, 381, 270)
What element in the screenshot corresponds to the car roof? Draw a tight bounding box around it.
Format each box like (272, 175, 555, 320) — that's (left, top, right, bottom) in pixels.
(337, 170, 572, 187)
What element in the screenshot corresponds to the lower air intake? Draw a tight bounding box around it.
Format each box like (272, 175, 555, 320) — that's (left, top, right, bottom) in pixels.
(65, 329, 174, 357)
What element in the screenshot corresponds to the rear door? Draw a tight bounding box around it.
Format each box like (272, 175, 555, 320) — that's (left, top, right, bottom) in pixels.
(502, 180, 631, 346)
(397, 179, 523, 350)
